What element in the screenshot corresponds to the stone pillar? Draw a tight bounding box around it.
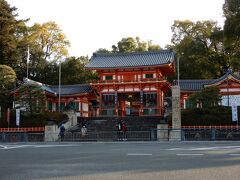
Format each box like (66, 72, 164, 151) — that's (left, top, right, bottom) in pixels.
(157, 124, 169, 141)
(169, 86, 181, 141)
(44, 125, 58, 142)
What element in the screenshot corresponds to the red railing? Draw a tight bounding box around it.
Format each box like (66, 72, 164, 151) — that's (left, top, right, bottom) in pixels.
(91, 77, 166, 84)
(0, 127, 45, 132)
(181, 125, 240, 129)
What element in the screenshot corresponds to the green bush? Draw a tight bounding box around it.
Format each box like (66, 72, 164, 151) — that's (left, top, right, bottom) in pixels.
(0, 110, 66, 128)
(168, 106, 239, 126)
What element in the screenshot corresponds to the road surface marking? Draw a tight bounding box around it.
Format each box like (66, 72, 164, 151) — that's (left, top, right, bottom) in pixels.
(2, 145, 32, 149)
(127, 153, 152, 156)
(176, 154, 204, 156)
(0, 144, 76, 150)
(33, 144, 76, 148)
(0, 145, 7, 149)
(169, 146, 240, 151)
(229, 154, 240, 156)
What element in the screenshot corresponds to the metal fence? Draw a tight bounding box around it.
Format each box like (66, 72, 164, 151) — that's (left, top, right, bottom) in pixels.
(182, 128, 240, 141)
(63, 131, 154, 141)
(1, 128, 240, 142)
(156, 128, 240, 141)
(0, 132, 45, 142)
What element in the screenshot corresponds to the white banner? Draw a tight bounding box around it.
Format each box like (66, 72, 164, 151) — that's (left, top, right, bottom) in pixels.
(231, 105, 238, 122)
(16, 109, 20, 126)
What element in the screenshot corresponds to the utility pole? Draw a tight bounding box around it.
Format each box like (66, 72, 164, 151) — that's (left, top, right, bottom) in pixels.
(58, 60, 61, 112)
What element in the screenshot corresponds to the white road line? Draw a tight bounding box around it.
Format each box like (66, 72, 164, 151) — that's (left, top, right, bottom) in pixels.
(0, 145, 7, 149)
(0, 144, 76, 150)
(176, 154, 204, 156)
(2, 145, 32, 149)
(127, 153, 152, 156)
(229, 154, 240, 156)
(33, 144, 76, 148)
(169, 146, 240, 151)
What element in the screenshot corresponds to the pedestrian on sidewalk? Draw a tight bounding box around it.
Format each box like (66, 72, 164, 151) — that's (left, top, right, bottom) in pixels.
(122, 122, 128, 141)
(59, 124, 65, 141)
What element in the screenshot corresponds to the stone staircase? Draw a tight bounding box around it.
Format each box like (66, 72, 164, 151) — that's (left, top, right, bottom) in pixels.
(76, 116, 166, 132)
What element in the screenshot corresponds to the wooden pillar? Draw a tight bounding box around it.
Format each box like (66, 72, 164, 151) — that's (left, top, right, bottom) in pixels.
(99, 92, 102, 116)
(45, 99, 48, 111)
(157, 84, 161, 115)
(140, 90, 143, 116)
(114, 91, 118, 116)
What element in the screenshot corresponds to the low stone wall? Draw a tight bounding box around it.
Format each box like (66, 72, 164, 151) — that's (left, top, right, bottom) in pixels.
(157, 124, 169, 141)
(44, 125, 58, 142)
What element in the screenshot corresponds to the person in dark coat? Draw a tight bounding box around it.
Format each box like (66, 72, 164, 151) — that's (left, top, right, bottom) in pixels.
(116, 120, 123, 140)
(122, 122, 128, 141)
(59, 124, 65, 141)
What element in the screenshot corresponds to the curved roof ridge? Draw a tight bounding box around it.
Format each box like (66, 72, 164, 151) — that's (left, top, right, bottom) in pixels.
(93, 49, 173, 57)
(49, 84, 91, 88)
(87, 50, 175, 69)
(205, 72, 240, 85)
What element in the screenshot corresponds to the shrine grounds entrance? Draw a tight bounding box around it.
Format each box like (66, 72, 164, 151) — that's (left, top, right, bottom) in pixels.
(101, 92, 161, 117)
(118, 93, 141, 116)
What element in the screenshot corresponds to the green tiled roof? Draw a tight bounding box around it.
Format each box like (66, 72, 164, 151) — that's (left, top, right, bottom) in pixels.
(86, 50, 175, 69)
(50, 84, 92, 95)
(174, 72, 240, 91)
(23, 78, 92, 95)
(174, 80, 213, 91)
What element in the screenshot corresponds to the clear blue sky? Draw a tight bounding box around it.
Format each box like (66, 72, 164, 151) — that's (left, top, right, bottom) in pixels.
(7, 0, 225, 57)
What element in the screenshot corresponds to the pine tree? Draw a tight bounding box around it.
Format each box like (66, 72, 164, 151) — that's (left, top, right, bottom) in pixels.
(0, 0, 18, 66)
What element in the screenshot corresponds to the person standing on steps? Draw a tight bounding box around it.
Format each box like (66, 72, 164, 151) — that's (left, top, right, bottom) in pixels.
(116, 120, 123, 140)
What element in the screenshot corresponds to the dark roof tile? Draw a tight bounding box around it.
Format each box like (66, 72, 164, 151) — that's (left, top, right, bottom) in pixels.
(86, 50, 175, 69)
(50, 84, 92, 95)
(23, 78, 92, 95)
(174, 79, 213, 91)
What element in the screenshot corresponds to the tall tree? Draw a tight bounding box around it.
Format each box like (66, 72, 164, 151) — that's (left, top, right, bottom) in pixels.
(60, 56, 98, 85)
(223, 0, 240, 71)
(171, 20, 228, 79)
(117, 37, 138, 52)
(0, 65, 16, 89)
(0, 0, 20, 68)
(0, 65, 16, 109)
(16, 84, 46, 114)
(26, 22, 70, 82)
(96, 37, 161, 53)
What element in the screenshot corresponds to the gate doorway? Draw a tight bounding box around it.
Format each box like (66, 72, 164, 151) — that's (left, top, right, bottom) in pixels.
(118, 93, 140, 116)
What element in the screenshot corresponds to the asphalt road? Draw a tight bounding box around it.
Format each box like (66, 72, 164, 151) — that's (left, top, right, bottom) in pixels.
(1, 141, 240, 180)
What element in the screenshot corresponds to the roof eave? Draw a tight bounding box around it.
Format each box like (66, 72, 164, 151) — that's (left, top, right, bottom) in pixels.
(85, 63, 173, 70)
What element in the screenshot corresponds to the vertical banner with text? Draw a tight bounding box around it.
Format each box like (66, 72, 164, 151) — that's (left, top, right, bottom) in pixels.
(16, 109, 20, 127)
(7, 108, 10, 127)
(231, 105, 238, 122)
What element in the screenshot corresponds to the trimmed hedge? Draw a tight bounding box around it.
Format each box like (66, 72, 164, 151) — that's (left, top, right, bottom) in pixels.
(168, 106, 239, 126)
(0, 111, 66, 128)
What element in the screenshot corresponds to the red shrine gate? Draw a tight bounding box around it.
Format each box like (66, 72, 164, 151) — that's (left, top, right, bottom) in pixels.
(86, 50, 176, 117)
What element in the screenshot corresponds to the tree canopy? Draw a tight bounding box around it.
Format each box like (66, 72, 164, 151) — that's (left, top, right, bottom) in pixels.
(170, 19, 240, 80)
(16, 84, 46, 114)
(0, 65, 16, 90)
(188, 86, 221, 109)
(60, 56, 98, 85)
(0, 65, 16, 108)
(0, 0, 24, 68)
(96, 37, 161, 53)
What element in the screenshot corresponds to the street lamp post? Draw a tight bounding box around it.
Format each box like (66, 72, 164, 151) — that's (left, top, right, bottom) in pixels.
(58, 60, 61, 112)
(177, 55, 180, 86)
